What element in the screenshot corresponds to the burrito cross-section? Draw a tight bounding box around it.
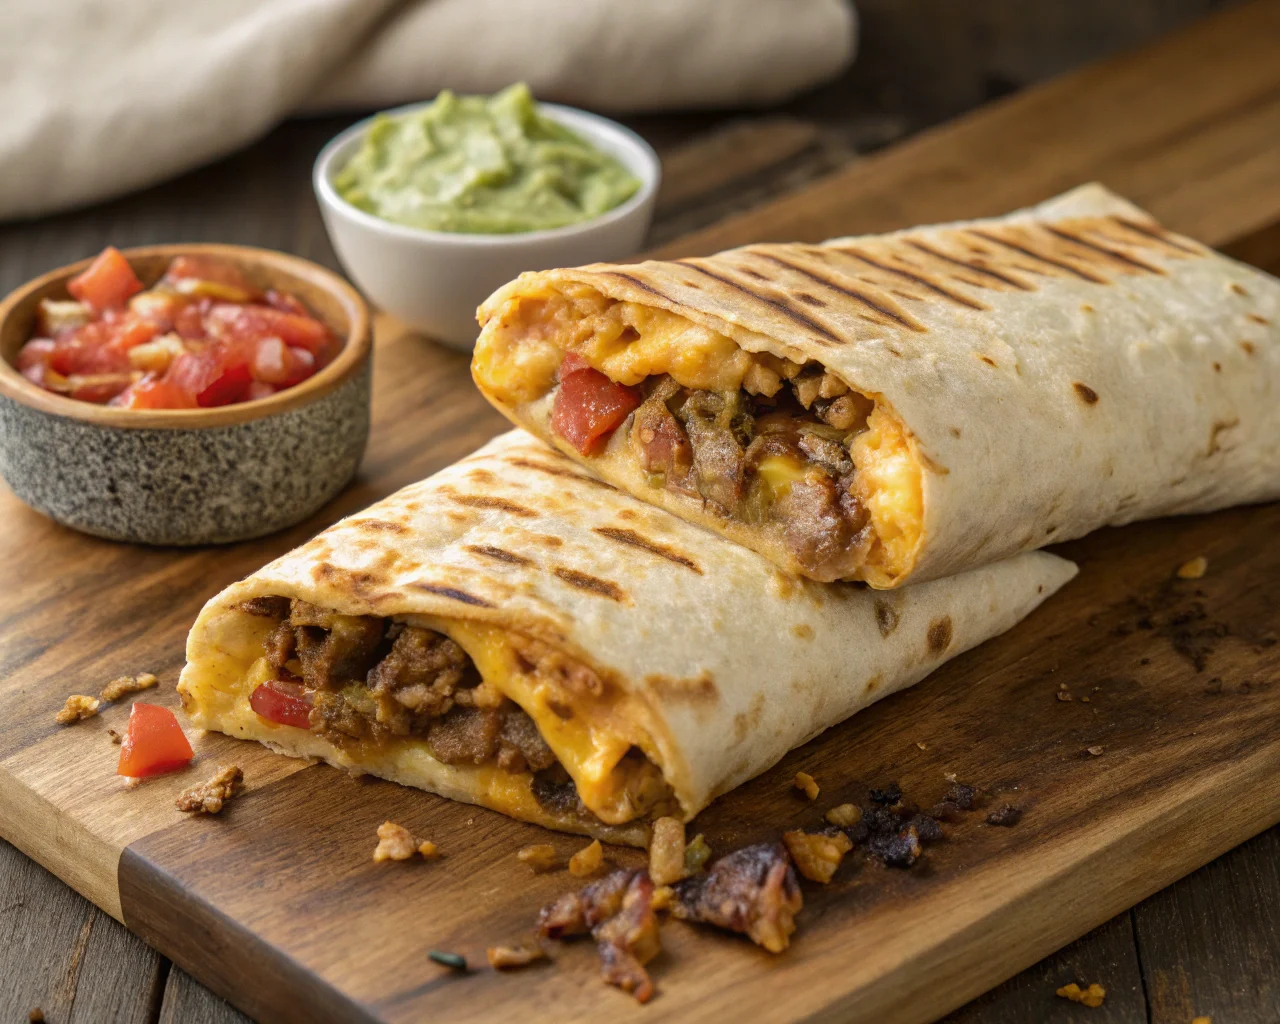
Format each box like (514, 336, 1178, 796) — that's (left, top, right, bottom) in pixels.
(179, 431, 1075, 845)
(472, 183, 1280, 587)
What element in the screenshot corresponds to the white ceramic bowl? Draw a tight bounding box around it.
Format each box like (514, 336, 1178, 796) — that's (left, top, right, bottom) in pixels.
(313, 100, 661, 351)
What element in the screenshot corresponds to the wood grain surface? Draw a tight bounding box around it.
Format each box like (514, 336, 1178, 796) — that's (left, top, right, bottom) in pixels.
(2, 3, 1279, 1021)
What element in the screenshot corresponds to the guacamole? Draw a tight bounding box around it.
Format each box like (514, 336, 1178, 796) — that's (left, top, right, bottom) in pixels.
(334, 84, 641, 234)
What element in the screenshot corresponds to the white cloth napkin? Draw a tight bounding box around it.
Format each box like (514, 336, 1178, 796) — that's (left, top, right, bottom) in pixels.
(0, 0, 856, 221)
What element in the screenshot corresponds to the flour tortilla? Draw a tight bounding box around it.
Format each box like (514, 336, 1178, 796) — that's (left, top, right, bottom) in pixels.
(178, 430, 1075, 844)
(474, 184, 1280, 587)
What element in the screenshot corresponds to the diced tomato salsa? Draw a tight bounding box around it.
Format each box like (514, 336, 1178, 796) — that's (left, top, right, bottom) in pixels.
(249, 678, 314, 729)
(15, 247, 340, 410)
(550, 352, 642, 455)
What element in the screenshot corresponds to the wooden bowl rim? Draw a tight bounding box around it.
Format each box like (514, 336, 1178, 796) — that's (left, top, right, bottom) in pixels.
(0, 243, 371, 430)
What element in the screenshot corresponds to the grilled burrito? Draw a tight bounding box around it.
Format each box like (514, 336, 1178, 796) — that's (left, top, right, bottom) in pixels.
(179, 431, 1075, 844)
(472, 184, 1280, 587)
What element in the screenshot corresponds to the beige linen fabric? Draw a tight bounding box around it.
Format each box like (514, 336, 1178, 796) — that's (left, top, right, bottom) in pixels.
(0, 0, 856, 220)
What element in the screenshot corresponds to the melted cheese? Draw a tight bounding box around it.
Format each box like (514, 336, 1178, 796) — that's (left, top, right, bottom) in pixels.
(474, 282, 926, 582)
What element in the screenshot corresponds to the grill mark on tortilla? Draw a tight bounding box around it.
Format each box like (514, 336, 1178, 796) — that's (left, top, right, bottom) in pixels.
(593, 526, 702, 573)
(966, 229, 1110, 284)
(752, 252, 925, 332)
(903, 240, 1034, 291)
(874, 600, 899, 637)
(465, 544, 534, 567)
(409, 582, 494, 607)
(345, 519, 409, 535)
(1042, 226, 1166, 274)
(553, 567, 627, 602)
(1073, 382, 1100, 404)
(927, 615, 953, 655)
(604, 270, 670, 300)
(834, 247, 988, 310)
(446, 490, 538, 517)
(503, 457, 614, 489)
(1110, 216, 1200, 255)
(673, 260, 842, 344)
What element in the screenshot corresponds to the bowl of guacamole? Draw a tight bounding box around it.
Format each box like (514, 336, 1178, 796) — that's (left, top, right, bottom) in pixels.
(314, 85, 660, 349)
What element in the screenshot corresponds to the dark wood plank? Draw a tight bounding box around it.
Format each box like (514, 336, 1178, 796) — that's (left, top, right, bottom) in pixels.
(159, 969, 251, 1024)
(0, 840, 164, 1023)
(1134, 825, 1280, 1023)
(943, 914, 1147, 1024)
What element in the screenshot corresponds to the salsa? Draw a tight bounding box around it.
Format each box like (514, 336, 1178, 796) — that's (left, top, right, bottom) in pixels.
(16, 247, 340, 409)
(334, 83, 640, 234)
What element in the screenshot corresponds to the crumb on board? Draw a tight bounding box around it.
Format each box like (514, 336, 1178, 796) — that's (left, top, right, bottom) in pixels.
(986, 804, 1023, 827)
(175, 765, 242, 814)
(1056, 689, 1074, 702)
(1192, 1017, 1212, 1024)
(372, 821, 437, 863)
(569, 839, 604, 877)
(825, 803, 863, 828)
(107, 728, 122, 745)
(487, 940, 547, 970)
(1176, 556, 1208, 580)
(1056, 982, 1106, 1007)
(55, 695, 100, 724)
(1087, 745, 1105, 756)
(683, 833, 712, 874)
(100, 672, 158, 702)
(944, 771, 958, 783)
(517, 844, 559, 873)
(648, 816, 686, 886)
(651, 885, 675, 912)
(916, 740, 928, 750)
(794, 771, 820, 800)
(783, 829, 853, 883)
(28, 1009, 44, 1023)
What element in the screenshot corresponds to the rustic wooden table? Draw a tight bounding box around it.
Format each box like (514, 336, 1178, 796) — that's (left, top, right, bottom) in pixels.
(2, 3, 1278, 1020)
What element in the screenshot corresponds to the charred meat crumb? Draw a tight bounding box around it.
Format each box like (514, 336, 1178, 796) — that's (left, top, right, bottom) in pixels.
(175, 765, 242, 814)
(372, 821, 435, 862)
(943, 782, 979, 810)
(867, 825, 922, 868)
(986, 804, 1023, 827)
(670, 842, 802, 953)
(869, 783, 903, 805)
(237, 596, 292, 618)
(905, 813, 944, 844)
(569, 839, 605, 877)
(648, 816, 687, 886)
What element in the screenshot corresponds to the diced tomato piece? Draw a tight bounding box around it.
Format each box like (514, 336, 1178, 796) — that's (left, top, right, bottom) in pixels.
(103, 315, 159, 356)
(249, 679, 314, 729)
(49, 322, 133, 375)
(67, 247, 144, 312)
(265, 289, 308, 316)
(66, 373, 136, 403)
(163, 255, 254, 292)
(173, 302, 207, 340)
(112, 374, 197, 409)
(165, 344, 254, 407)
(204, 303, 332, 354)
(116, 703, 194, 778)
(551, 366, 642, 455)
(16, 338, 55, 373)
(559, 351, 593, 378)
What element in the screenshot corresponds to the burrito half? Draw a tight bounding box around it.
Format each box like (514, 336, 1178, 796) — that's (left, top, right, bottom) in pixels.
(179, 431, 1075, 844)
(472, 184, 1280, 587)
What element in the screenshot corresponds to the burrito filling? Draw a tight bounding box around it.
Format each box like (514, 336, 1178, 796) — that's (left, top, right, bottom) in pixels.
(205, 596, 676, 828)
(473, 282, 922, 582)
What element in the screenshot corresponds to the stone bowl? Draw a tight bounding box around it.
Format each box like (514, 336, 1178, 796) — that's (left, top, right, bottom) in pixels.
(0, 244, 372, 545)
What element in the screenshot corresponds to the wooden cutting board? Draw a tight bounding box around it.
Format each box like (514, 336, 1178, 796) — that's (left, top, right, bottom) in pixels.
(2, 3, 1279, 1022)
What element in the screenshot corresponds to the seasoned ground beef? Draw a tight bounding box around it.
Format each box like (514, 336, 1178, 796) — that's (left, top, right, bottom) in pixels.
(250, 600, 567, 784)
(631, 373, 872, 575)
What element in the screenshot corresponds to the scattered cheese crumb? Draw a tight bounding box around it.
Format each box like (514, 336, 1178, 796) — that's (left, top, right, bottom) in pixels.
(794, 771, 820, 800)
(372, 821, 436, 863)
(29, 1009, 44, 1023)
(569, 839, 604, 877)
(516, 844, 559, 873)
(1056, 982, 1106, 1007)
(1192, 1017, 1211, 1024)
(651, 885, 675, 912)
(783, 829, 853, 883)
(1176, 556, 1208, 580)
(107, 728, 122, 745)
(648, 817, 686, 885)
(916, 741, 929, 750)
(1087, 746, 1105, 756)
(55, 695, 100, 724)
(1057, 690, 1074, 702)
(825, 803, 863, 828)
(175, 765, 243, 814)
(944, 772, 958, 783)
(100, 672, 159, 702)
(487, 940, 547, 970)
